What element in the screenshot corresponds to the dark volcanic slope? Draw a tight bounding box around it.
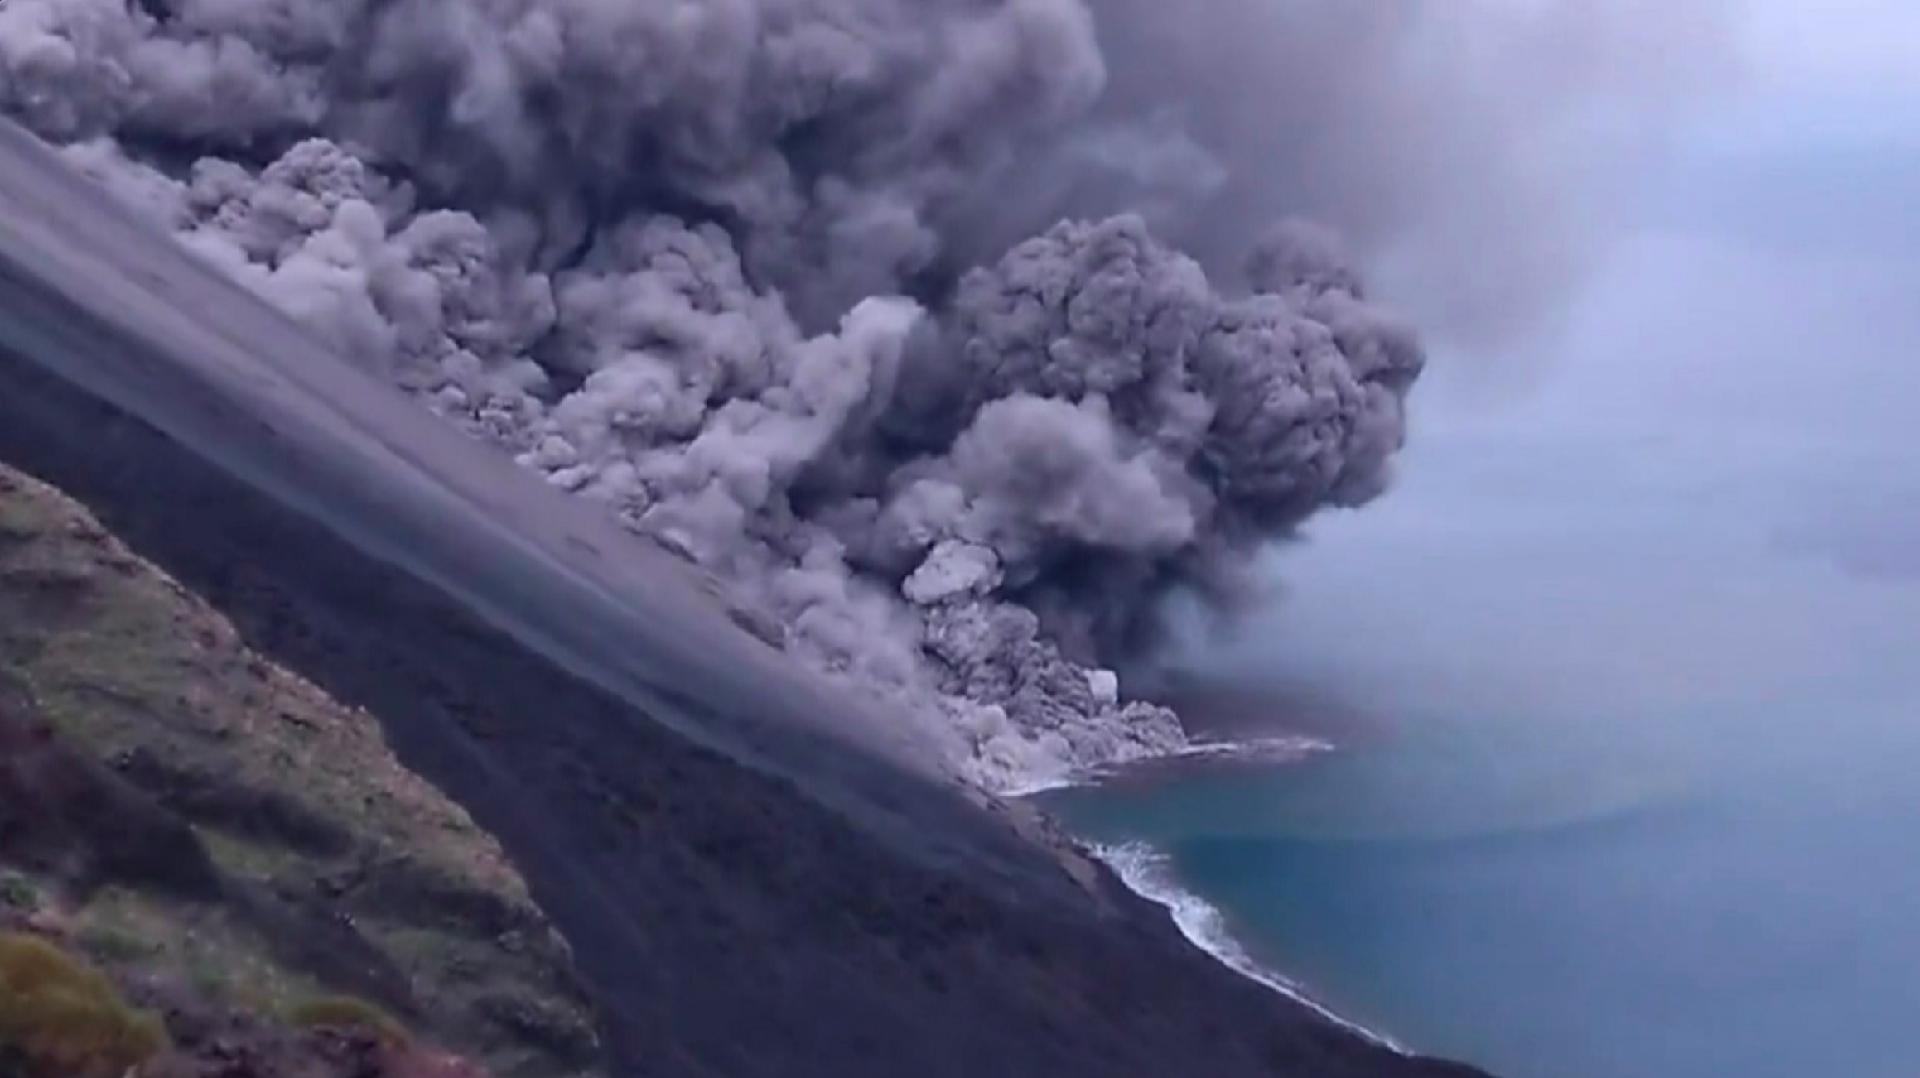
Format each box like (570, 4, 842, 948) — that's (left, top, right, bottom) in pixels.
(0, 124, 1488, 1077)
(0, 463, 600, 1078)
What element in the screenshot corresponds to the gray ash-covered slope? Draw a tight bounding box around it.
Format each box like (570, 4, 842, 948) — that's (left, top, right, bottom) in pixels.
(0, 121, 1485, 1076)
(0, 0, 1433, 790)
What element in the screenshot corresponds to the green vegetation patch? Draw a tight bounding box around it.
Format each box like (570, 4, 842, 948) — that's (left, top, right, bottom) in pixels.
(286, 993, 412, 1044)
(0, 463, 602, 1076)
(0, 931, 169, 1078)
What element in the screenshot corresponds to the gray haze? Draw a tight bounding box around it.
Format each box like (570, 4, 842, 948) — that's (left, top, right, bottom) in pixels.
(1132, 11, 1920, 1072)
(1177, 0, 1920, 735)
(0, 0, 1720, 787)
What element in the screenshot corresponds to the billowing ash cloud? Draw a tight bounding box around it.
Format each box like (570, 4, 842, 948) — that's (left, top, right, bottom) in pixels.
(0, 0, 1671, 788)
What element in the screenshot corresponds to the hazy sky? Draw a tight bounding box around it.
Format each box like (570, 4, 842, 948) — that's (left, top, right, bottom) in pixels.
(1409, 0, 1920, 512)
(1191, 0, 1920, 722)
(1742, 0, 1920, 104)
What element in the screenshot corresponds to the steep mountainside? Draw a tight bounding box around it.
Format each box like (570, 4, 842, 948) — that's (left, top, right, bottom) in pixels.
(0, 462, 601, 1078)
(0, 283, 1489, 1078)
(0, 113, 1488, 1076)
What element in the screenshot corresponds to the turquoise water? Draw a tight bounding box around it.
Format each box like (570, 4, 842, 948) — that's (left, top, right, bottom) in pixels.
(1042, 422, 1920, 1076)
(1038, 108, 1920, 1077)
(1045, 686, 1920, 1077)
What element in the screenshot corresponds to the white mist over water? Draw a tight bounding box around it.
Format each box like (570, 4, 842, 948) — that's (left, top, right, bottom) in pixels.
(1053, 16, 1920, 1073)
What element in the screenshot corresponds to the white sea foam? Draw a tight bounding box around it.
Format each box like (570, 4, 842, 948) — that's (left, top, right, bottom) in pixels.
(1089, 840, 1405, 1052)
(997, 773, 1084, 799)
(1006, 734, 1336, 797)
(1151, 734, 1336, 765)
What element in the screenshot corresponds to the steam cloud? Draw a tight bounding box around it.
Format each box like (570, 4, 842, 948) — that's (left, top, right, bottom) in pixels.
(0, 0, 1679, 788)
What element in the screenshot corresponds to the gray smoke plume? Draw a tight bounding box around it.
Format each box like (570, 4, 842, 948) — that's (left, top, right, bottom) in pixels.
(0, 0, 1699, 787)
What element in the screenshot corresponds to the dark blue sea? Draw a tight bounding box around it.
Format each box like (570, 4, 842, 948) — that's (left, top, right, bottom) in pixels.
(1045, 683, 1919, 1077)
(1029, 67, 1920, 1078)
(1042, 416, 1920, 1078)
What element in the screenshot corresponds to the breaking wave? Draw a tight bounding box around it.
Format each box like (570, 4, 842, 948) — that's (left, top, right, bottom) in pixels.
(1090, 839, 1402, 1051)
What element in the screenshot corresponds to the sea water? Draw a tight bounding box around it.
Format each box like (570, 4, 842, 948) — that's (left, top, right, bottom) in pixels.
(1040, 424, 1920, 1077)
(1025, 80, 1920, 1077)
(1044, 684, 1920, 1077)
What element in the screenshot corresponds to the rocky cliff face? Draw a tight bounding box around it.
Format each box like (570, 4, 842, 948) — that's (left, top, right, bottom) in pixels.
(0, 463, 601, 1078)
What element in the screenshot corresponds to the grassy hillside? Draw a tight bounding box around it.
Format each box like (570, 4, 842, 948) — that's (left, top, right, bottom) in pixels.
(0, 463, 602, 1078)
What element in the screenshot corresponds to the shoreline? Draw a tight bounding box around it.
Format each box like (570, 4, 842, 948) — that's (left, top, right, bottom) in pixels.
(1028, 734, 1405, 1054)
(1000, 733, 1335, 798)
(1087, 839, 1405, 1053)
(0, 119, 1489, 1077)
